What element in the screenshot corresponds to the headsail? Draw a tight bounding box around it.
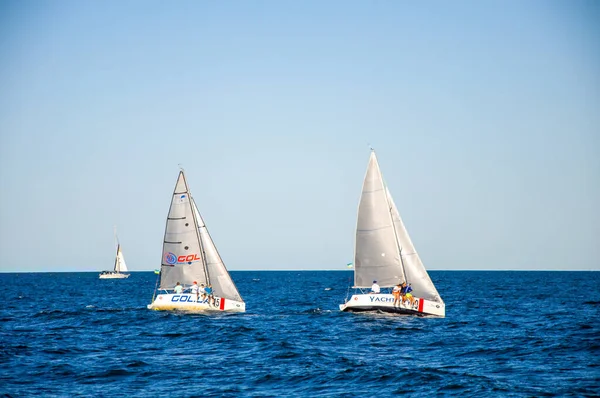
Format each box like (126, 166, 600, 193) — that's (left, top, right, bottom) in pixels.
(159, 171, 209, 289)
(115, 245, 128, 273)
(386, 187, 443, 303)
(354, 151, 406, 288)
(193, 199, 243, 302)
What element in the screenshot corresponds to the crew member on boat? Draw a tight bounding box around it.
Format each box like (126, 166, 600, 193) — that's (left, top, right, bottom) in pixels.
(371, 280, 380, 294)
(174, 282, 183, 294)
(401, 282, 415, 306)
(392, 283, 402, 306)
(205, 284, 214, 306)
(191, 281, 199, 301)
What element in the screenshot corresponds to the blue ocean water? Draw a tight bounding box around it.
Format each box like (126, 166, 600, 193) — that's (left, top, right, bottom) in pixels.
(1, 271, 598, 397)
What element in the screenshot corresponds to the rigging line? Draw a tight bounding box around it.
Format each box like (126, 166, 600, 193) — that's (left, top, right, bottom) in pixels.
(383, 184, 408, 284)
(192, 198, 211, 286)
(391, 202, 409, 285)
(180, 171, 209, 286)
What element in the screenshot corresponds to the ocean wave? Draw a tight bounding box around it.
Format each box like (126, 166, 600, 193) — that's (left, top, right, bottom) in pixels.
(1, 270, 598, 396)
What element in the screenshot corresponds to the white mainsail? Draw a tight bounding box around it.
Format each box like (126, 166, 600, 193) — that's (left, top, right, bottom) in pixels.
(159, 171, 209, 289)
(354, 151, 405, 288)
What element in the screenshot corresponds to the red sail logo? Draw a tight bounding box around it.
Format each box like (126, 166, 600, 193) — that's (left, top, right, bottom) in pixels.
(178, 254, 201, 263)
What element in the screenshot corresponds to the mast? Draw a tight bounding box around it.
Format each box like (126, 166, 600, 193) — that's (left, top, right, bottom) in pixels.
(113, 226, 119, 273)
(192, 199, 211, 286)
(113, 245, 119, 272)
(381, 177, 408, 285)
(372, 150, 407, 285)
(182, 171, 211, 286)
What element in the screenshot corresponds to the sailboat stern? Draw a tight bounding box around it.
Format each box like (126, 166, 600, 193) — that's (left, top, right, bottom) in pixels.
(340, 294, 445, 317)
(147, 293, 246, 313)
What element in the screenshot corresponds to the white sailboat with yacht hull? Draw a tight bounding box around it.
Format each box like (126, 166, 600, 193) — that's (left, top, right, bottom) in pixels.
(99, 227, 130, 279)
(339, 150, 445, 317)
(147, 170, 245, 312)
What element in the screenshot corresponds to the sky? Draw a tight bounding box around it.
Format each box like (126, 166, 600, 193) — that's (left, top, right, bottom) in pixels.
(0, 0, 598, 272)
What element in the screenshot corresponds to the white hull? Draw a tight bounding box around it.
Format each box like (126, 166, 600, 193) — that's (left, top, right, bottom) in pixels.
(99, 273, 130, 279)
(339, 293, 445, 317)
(147, 293, 245, 312)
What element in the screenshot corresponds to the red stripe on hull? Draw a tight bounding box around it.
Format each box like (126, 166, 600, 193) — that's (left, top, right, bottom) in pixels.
(220, 298, 225, 311)
(418, 298, 424, 312)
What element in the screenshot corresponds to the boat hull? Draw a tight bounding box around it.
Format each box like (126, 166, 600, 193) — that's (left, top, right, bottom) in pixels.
(339, 293, 445, 317)
(99, 273, 130, 279)
(147, 293, 245, 313)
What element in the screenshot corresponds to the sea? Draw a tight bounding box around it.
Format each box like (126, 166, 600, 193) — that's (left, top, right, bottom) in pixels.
(1, 271, 598, 397)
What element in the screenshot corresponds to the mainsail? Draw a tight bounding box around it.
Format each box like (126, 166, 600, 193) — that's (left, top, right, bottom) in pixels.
(354, 152, 405, 288)
(159, 171, 209, 289)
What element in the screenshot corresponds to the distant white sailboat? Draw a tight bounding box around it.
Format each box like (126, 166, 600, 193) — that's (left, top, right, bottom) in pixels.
(99, 227, 130, 279)
(147, 170, 245, 312)
(339, 150, 445, 317)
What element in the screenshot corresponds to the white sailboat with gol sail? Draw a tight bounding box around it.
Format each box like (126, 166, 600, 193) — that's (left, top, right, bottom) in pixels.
(147, 170, 245, 312)
(339, 150, 445, 317)
(99, 227, 130, 279)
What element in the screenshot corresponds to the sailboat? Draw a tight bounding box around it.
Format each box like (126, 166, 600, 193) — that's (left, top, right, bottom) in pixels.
(339, 150, 445, 317)
(147, 170, 245, 312)
(99, 227, 130, 279)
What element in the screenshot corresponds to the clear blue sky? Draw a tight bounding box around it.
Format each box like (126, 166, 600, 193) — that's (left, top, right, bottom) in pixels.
(1, 1, 598, 272)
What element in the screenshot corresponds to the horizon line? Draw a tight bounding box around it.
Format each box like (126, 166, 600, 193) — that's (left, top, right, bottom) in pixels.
(0, 269, 598, 274)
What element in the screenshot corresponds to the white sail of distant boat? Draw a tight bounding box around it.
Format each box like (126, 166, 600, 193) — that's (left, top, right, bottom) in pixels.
(147, 170, 245, 312)
(339, 150, 445, 317)
(99, 227, 130, 279)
